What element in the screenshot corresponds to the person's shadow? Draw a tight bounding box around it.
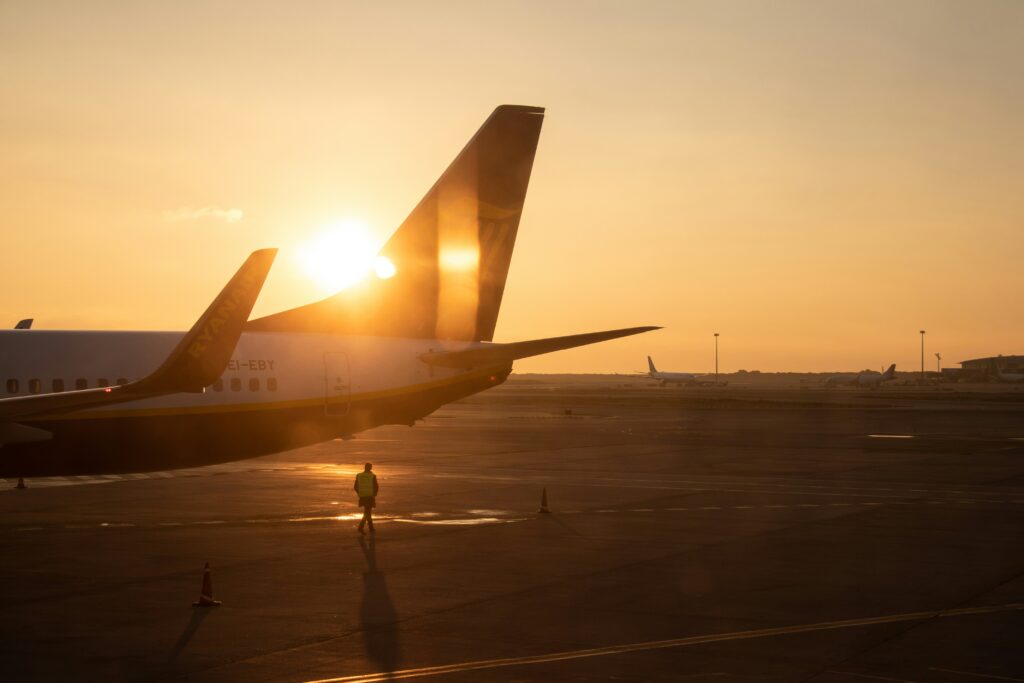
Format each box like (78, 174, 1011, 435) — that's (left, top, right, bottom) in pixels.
(358, 534, 400, 678)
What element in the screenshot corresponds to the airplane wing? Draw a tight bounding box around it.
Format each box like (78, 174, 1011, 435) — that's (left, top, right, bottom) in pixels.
(419, 326, 660, 369)
(0, 249, 276, 422)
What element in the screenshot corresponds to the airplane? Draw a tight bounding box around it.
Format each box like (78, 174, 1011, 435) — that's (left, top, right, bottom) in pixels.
(643, 356, 705, 386)
(0, 105, 657, 478)
(986, 358, 1024, 383)
(824, 363, 896, 388)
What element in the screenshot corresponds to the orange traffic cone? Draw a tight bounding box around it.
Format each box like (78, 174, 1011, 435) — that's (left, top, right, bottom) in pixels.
(14, 477, 26, 490)
(193, 562, 221, 607)
(538, 487, 552, 514)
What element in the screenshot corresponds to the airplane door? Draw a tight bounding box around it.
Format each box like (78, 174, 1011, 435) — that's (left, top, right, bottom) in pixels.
(323, 352, 350, 417)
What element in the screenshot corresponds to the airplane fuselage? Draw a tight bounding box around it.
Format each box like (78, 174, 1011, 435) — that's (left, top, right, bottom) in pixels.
(825, 372, 884, 388)
(648, 371, 696, 385)
(0, 330, 508, 476)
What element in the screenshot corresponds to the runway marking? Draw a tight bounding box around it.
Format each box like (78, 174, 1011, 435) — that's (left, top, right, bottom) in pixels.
(428, 470, 1024, 501)
(426, 473, 1008, 502)
(826, 670, 917, 682)
(303, 603, 1024, 683)
(9, 497, 1017, 535)
(10, 467, 1023, 508)
(929, 668, 1024, 681)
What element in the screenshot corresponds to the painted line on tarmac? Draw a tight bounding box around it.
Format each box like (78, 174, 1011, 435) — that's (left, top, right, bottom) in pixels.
(304, 603, 1024, 683)
(429, 469, 1024, 501)
(826, 670, 916, 682)
(0, 462, 354, 491)
(929, 667, 1024, 681)
(10, 498, 1016, 534)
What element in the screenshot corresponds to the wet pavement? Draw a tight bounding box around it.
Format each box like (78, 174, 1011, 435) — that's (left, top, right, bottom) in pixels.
(1, 379, 1023, 681)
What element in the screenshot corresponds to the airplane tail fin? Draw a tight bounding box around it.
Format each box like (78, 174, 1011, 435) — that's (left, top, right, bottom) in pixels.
(247, 105, 545, 341)
(882, 363, 896, 379)
(647, 356, 657, 373)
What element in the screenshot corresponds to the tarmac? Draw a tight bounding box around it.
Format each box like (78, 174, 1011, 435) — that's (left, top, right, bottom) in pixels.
(2, 377, 1023, 682)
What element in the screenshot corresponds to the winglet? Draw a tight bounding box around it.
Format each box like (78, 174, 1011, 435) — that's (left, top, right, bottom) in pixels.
(132, 249, 277, 393)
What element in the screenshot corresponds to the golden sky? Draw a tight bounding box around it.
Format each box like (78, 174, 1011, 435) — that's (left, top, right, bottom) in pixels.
(1, 1, 1021, 373)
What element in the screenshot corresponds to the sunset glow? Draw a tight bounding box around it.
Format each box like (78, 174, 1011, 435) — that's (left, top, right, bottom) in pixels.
(296, 219, 380, 294)
(1, 2, 1020, 373)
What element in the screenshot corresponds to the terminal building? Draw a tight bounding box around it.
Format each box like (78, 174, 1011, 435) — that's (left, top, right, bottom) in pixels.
(944, 355, 1024, 381)
(960, 355, 1024, 372)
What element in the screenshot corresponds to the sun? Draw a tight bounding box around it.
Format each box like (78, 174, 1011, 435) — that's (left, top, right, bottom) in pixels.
(297, 218, 395, 294)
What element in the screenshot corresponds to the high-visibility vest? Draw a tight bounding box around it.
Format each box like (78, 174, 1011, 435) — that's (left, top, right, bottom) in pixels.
(356, 472, 376, 497)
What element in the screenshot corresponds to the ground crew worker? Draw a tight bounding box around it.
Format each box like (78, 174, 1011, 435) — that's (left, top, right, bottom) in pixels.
(354, 462, 379, 534)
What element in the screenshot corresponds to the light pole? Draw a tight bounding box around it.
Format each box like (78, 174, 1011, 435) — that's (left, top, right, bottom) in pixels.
(714, 332, 720, 384)
(935, 352, 941, 374)
(919, 330, 926, 380)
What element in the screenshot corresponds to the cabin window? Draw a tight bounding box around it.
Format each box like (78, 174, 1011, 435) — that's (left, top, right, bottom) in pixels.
(52, 379, 65, 393)
(6, 379, 18, 393)
(75, 378, 88, 390)
(116, 377, 127, 386)
(97, 378, 109, 388)
(28, 379, 41, 394)
(230, 378, 241, 392)
(249, 378, 259, 392)
(212, 378, 223, 392)
(267, 377, 278, 392)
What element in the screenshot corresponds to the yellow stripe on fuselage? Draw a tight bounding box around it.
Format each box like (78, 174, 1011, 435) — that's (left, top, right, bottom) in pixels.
(35, 366, 506, 421)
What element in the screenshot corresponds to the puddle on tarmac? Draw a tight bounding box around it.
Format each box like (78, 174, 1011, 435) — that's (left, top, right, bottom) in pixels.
(286, 513, 364, 523)
(392, 517, 525, 526)
(18, 508, 527, 534)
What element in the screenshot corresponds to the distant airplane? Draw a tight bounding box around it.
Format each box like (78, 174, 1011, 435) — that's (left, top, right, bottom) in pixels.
(644, 356, 704, 386)
(824, 364, 896, 388)
(986, 359, 1024, 383)
(0, 105, 657, 477)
